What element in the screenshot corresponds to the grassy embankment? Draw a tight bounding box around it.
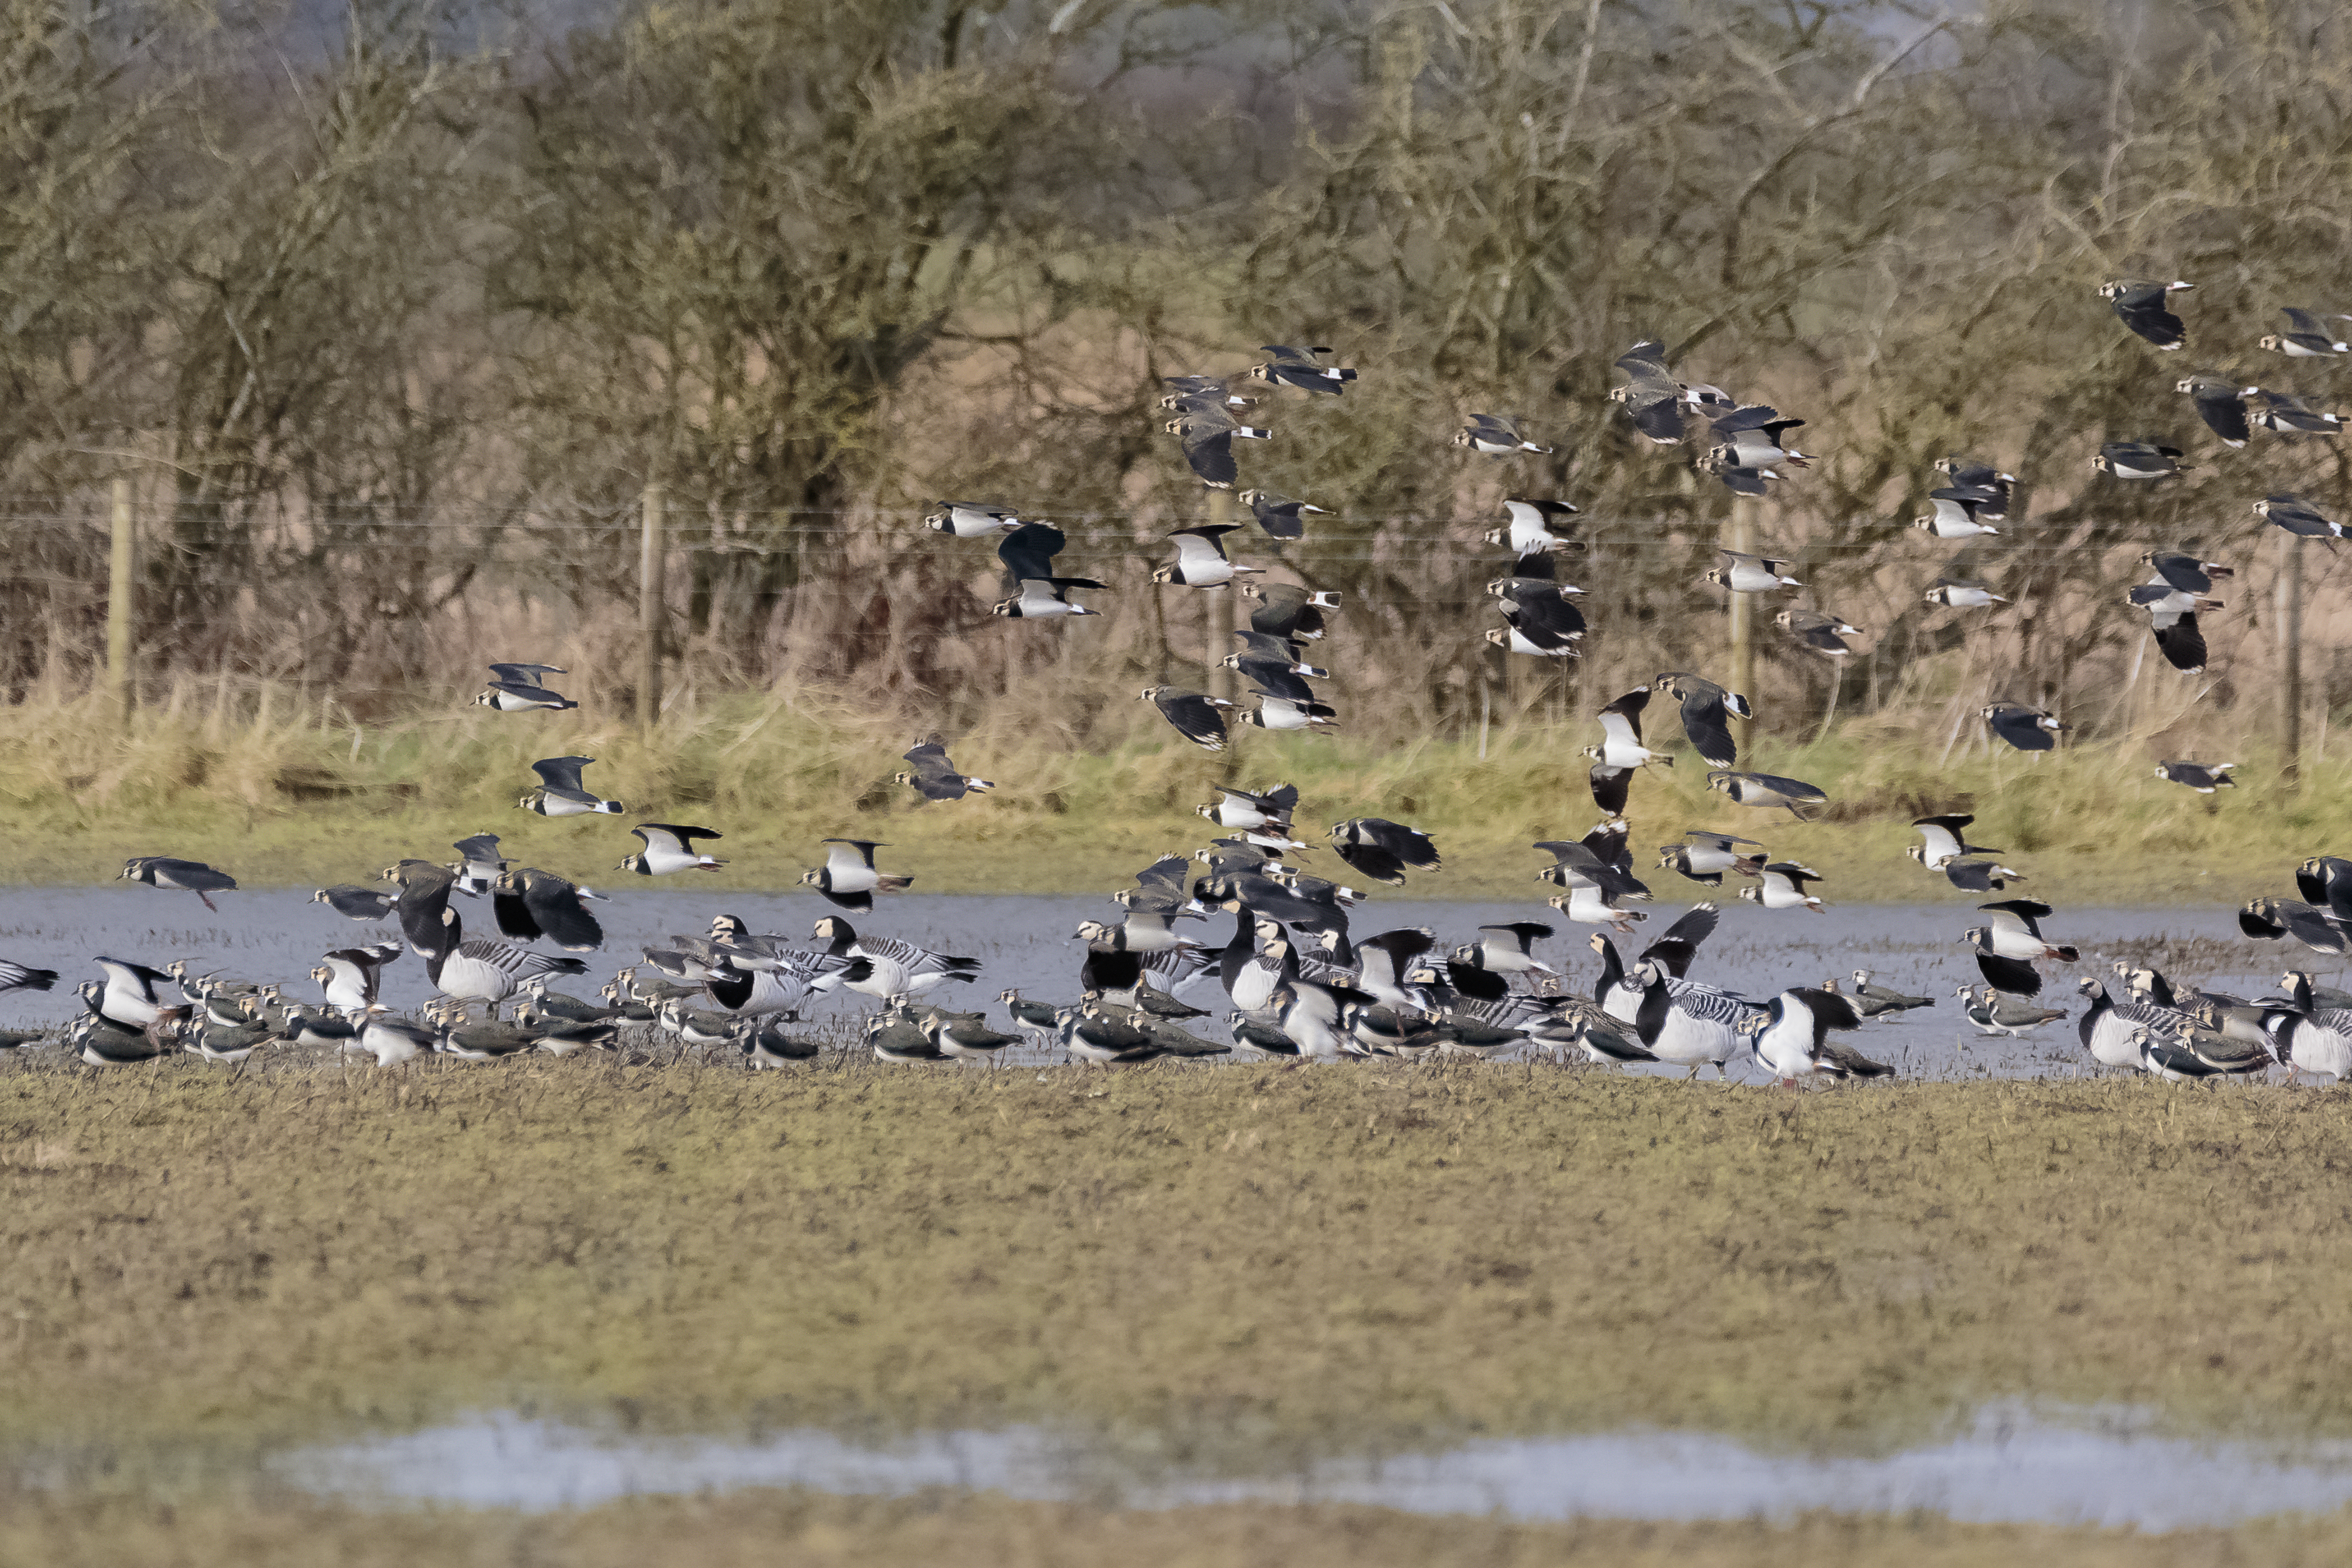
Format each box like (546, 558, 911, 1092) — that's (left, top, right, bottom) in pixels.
(0, 687, 2333, 902)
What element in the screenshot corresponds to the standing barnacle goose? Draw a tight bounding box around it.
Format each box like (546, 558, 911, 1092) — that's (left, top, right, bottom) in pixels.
(622, 823, 726, 876)
(2177, 374, 2259, 448)
(1608, 339, 1686, 445)
(2156, 761, 2235, 793)
(1739, 862, 1825, 913)
(1982, 702, 2068, 752)
(923, 501, 1020, 537)
(897, 737, 995, 802)
(423, 908, 588, 1011)
(2074, 976, 2164, 1068)
(1164, 406, 1271, 489)
(1776, 609, 1862, 660)
(1485, 497, 1578, 555)
(800, 838, 910, 910)
(474, 662, 577, 711)
(2261, 308, 2351, 358)
(1453, 413, 1550, 456)
(119, 857, 237, 912)
(2099, 277, 2194, 350)
(1651, 672, 1749, 768)
(1913, 488, 2001, 540)
(1706, 771, 1826, 821)
(1584, 688, 1673, 775)
(1141, 686, 1237, 752)
(1154, 524, 1261, 589)
(1702, 550, 1802, 595)
(1605, 956, 1756, 1079)
(519, 756, 623, 816)
(2268, 973, 2352, 1082)
(450, 834, 508, 896)
(313, 944, 400, 1013)
(1327, 819, 1440, 885)
(1931, 457, 2013, 519)
(1754, 987, 1890, 1086)
(1249, 344, 1356, 394)
(1237, 490, 1327, 539)
(0, 960, 58, 995)
(313, 884, 397, 921)
(2092, 440, 2190, 480)
(492, 868, 606, 951)
(813, 915, 979, 999)
(2254, 493, 2343, 538)
(1958, 985, 2066, 1037)
(1656, 831, 1764, 888)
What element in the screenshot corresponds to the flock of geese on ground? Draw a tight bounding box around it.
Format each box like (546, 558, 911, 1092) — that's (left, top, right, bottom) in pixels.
(10, 294, 2352, 1084)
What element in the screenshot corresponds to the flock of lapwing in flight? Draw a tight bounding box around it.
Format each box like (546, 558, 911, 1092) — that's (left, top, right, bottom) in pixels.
(10, 288, 2352, 1085)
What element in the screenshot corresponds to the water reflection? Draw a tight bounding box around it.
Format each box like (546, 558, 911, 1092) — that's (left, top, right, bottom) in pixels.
(271, 1405, 2352, 1529)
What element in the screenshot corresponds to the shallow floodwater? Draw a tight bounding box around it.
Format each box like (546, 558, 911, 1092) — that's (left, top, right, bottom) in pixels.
(265, 1406, 2352, 1529)
(0, 887, 2328, 1081)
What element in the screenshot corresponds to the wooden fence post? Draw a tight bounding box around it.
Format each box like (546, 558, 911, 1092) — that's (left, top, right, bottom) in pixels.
(639, 479, 667, 732)
(106, 476, 134, 724)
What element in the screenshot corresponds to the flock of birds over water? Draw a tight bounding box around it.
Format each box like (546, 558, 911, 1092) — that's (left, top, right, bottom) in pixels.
(10, 287, 2352, 1086)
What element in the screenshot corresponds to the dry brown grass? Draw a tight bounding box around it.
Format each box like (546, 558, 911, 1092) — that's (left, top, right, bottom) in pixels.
(9, 1488, 2352, 1568)
(8, 1059, 2352, 1467)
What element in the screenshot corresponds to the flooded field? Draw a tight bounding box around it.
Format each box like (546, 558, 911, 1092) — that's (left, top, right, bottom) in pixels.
(262, 1405, 2352, 1529)
(0, 886, 2324, 1081)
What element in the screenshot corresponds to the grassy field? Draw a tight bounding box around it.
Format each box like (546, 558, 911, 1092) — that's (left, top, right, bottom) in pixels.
(0, 686, 2334, 903)
(13, 1488, 2352, 1568)
(9, 1057, 2352, 1463)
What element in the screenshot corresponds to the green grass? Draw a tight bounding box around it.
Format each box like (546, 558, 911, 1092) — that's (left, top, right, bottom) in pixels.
(0, 686, 2336, 902)
(10, 1058, 2352, 1466)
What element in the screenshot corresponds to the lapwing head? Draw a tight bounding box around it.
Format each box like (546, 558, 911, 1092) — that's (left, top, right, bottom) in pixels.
(1483, 629, 1510, 649)
(796, 868, 821, 889)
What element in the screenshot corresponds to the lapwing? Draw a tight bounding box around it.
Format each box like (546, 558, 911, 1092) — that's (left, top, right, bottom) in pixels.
(800, 839, 910, 910)
(897, 737, 995, 801)
(119, 857, 237, 912)
(621, 823, 726, 876)
(2099, 277, 2192, 350)
(519, 756, 622, 816)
